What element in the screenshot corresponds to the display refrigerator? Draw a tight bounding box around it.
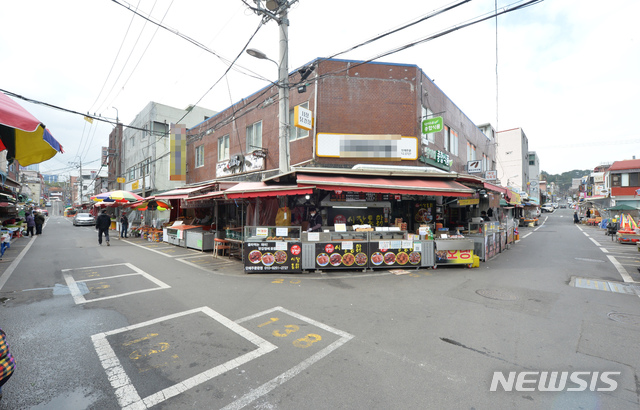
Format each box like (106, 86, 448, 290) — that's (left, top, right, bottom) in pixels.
(465, 221, 500, 261)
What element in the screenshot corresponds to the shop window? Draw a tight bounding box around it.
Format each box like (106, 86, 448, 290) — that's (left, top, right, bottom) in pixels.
(289, 102, 310, 141)
(218, 134, 229, 161)
(246, 121, 262, 152)
(195, 145, 204, 168)
(630, 172, 640, 187)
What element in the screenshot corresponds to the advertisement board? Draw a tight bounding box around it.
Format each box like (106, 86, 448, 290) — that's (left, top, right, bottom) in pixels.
(244, 241, 302, 273)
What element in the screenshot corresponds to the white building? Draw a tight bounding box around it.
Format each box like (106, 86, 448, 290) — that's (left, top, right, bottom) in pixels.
(75, 168, 107, 204)
(496, 127, 530, 192)
(121, 102, 216, 197)
(527, 151, 541, 204)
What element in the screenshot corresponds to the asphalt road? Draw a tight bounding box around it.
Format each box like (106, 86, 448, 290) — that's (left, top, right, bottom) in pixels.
(0, 209, 639, 409)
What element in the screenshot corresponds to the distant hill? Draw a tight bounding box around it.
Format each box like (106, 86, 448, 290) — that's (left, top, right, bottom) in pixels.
(541, 169, 591, 193)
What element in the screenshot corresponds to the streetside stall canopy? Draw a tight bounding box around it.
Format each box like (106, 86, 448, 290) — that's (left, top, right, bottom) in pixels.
(296, 174, 473, 197)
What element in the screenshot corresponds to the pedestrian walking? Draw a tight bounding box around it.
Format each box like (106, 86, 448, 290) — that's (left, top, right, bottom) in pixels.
(119, 213, 129, 238)
(573, 211, 579, 224)
(25, 212, 35, 237)
(95, 210, 111, 246)
(0, 327, 16, 402)
(586, 208, 591, 218)
(34, 211, 45, 235)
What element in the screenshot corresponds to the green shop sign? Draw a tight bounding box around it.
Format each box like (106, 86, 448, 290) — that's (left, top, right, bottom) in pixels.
(418, 147, 451, 171)
(421, 116, 443, 134)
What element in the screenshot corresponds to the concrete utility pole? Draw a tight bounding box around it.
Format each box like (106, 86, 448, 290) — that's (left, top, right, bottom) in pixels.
(246, 0, 297, 175)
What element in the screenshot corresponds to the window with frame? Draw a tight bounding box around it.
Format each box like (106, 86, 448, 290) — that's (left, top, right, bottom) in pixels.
(130, 134, 135, 148)
(128, 167, 135, 181)
(246, 121, 262, 152)
(218, 135, 229, 161)
(195, 145, 204, 168)
(289, 102, 310, 141)
(143, 158, 151, 175)
(467, 143, 476, 162)
(421, 106, 435, 143)
(444, 125, 458, 156)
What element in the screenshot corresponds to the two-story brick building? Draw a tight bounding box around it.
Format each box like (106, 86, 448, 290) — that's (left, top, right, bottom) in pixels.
(186, 58, 496, 183)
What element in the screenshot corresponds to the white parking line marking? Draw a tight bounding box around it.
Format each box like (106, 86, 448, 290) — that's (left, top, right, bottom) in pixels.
(600, 247, 609, 253)
(122, 240, 175, 257)
(589, 238, 601, 247)
(606, 255, 634, 283)
(0, 235, 37, 291)
(583, 232, 590, 237)
(63, 263, 170, 304)
(521, 233, 532, 239)
(92, 307, 277, 410)
(228, 306, 354, 410)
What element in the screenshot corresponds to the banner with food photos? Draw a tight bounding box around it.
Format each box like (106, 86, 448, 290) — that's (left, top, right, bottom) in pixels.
(369, 241, 421, 268)
(314, 242, 370, 269)
(244, 241, 302, 273)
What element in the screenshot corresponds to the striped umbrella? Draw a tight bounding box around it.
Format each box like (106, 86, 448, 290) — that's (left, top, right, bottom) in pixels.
(0, 92, 64, 166)
(91, 190, 144, 203)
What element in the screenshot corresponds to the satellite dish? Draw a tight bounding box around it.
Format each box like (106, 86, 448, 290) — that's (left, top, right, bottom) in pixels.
(265, 0, 279, 11)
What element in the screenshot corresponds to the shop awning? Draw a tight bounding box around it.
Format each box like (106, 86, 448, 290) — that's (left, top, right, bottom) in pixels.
(223, 182, 314, 199)
(0, 173, 20, 189)
(155, 183, 217, 200)
(185, 191, 225, 202)
(483, 182, 507, 194)
(297, 174, 473, 197)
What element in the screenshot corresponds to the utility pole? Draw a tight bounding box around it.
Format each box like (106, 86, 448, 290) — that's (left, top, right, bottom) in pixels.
(79, 160, 83, 204)
(246, 0, 296, 174)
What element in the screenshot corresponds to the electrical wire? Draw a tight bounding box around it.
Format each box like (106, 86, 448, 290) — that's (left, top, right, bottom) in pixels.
(110, 0, 272, 84)
(104, 0, 175, 113)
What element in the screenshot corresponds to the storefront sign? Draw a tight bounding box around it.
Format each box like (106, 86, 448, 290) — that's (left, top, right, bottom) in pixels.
(485, 170, 497, 181)
(467, 160, 482, 173)
(117, 177, 125, 183)
(316, 133, 418, 161)
(421, 116, 443, 134)
(216, 152, 265, 178)
(459, 198, 480, 206)
(330, 192, 391, 202)
(294, 105, 313, 131)
(418, 147, 451, 171)
(435, 249, 474, 264)
(315, 242, 369, 269)
(244, 241, 302, 272)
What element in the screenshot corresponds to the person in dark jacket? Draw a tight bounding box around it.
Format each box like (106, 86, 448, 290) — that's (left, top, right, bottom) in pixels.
(307, 208, 323, 232)
(25, 212, 35, 237)
(119, 213, 129, 238)
(95, 210, 112, 246)
(34, 211, 45, 235)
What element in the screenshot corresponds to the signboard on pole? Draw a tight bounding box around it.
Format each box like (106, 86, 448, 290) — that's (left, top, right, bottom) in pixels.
(421, 117, 443, 134)
(485, 170, 497, 181)
(467, 160, 482, 173)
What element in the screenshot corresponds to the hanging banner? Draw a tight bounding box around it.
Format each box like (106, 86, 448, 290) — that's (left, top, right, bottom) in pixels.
(170, 124, 186, 181)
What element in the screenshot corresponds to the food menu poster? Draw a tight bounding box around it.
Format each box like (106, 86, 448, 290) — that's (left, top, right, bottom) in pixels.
(370, 244, 421, 267)
(244, 241, 302, 272)
(315, 242, 369, 269)
(327, 207, 386, 227)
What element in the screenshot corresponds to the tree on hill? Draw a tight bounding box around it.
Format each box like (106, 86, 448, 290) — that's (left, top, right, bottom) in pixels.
(541, 169, 591, 193)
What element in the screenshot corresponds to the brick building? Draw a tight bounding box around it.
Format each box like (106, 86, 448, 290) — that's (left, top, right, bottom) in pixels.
(186, 58, 496, 183)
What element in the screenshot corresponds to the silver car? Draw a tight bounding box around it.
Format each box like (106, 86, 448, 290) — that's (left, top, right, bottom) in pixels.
(73, 213, 96, 226)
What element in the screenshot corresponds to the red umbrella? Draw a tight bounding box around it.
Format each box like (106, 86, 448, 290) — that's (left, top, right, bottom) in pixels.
(0, 92, 64, 166)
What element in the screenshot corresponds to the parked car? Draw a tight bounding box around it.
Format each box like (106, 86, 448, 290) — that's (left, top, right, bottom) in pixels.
(552, 202, 559, 209)
(541, 204, 554, 213)
(560, 203, 567, 209)
(73, 213, 96, 226)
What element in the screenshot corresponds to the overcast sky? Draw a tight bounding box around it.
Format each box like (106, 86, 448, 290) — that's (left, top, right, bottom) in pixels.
(1, 0, 638, 177)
